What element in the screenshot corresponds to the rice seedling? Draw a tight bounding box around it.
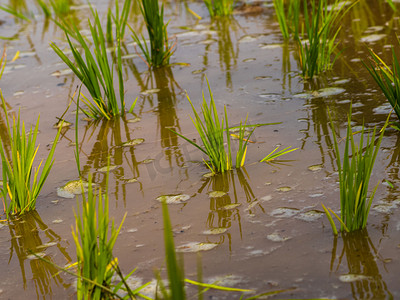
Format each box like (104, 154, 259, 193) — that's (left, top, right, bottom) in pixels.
(296, 0, 356, 79)
(0, 51, 62, 217)
(107, 0, 132, 44)
(72, 173, 127, 299)
(387, 0, 396, 12)
(203, 0, 235, 17)
(169, 80, 244, 173)
(322, 109, 389, 234)
(131, 0, 176, 68)
(260, 146, 298, 163)
(273, 0, 300, 40)
(170, 80, 285, 173)
(364, 42, 400, 124)
(51, 6, 136, 119)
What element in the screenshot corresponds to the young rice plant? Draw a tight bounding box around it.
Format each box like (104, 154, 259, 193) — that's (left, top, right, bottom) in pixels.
(364, 42, 400, 125)
(0, 52, 62, 217)
(203, 0, 235, 17)
(131, 0, 175, 68)
(322, 109, 389, 234)
(51, 6, 135, 119)
(296, 0, 356, 79)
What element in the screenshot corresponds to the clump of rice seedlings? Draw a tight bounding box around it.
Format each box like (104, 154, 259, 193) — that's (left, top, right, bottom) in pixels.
(364, 41, 400, 125)
(273, 0, 300, 40)
(170, 80, 250, 173)
(171, 80, 285, 173)
(322, 109, 389, 235)
(0, 53, 62, 217)
(296, 0, 355, 79)
(203, 0, 235, 17)
(72, 174, 128, 299)
(51, 6, 135, 120)
(131, 0, 176, 68)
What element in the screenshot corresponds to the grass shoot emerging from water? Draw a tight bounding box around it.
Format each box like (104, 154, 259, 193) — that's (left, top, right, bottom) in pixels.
(170, 80, 251, 173)
(296, 0, 355, 79)
(72, 173, 128, 299)
(131, 0, 175, 68)
(203, 0, 235, 17)
(323, 109, 389, 234)
(364, 42, 400, 124)
(51, 5, 135, 120)
(0, 52, 62, 217)
(273, 0, 300, 40)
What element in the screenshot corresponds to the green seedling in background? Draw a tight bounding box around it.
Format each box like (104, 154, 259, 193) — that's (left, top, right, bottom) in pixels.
(131, 0, 176, 68)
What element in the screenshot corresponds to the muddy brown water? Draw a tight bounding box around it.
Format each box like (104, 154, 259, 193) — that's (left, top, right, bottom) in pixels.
(0, 0, 400, 299)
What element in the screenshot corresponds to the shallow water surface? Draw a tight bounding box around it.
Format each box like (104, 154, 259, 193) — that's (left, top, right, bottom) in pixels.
(0, 0, 400, 299)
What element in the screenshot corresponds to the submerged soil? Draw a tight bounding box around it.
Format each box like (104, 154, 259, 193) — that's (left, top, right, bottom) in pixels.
(0, 0, 400, 299)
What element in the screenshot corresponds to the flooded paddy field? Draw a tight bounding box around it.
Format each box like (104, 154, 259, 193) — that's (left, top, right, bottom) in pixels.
(0, 0, 400, 299)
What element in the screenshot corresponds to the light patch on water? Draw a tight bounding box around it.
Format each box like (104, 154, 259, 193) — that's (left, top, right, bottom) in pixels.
(276, 186, 292, 192)
(270, 207, 299, 218)
(243, 58, 256, 62)
(360, 34, 386, 43)
(140, 89, 160, 95)
(222, 203, 241, 210)
(124, 178, 138, 183)
(239, 35, 258, 43)
(259, 43, 282, 49)
(333, 79, 351, 85)
(13, 91, 25, 96)
(209, 191, 227, 198)
(260, 195, 272, 202)
(127, 228, 138, 233)
(206, 274, 244, 287)
(177, 242, 218, 252)
(373, 103, 392, 114)
(52, 219, 63, 224)
(51, 68, 73, 76)
(26, 252, 46, 260)
(294, 87, 345, 99)
(57, 180, 90, 198)
(339, 274, 369, 282)
(202, 172, 215, 178)
(308, 164, 323, 172)
(373, 203, 397, 213)
(267, 232, 291, 242)
(121, 53, 138, 60)
(121, 138, 144, 146)
(317, 87, 346, 97)
(156, 194, 190, 204)
(295, 210, 324, 222)
(203, 228, 228, 235)
(37, 242, 57, 249)
(199, 39, 217, 45)
(98, 165, 117, 172)
(127, 117, 141, 123)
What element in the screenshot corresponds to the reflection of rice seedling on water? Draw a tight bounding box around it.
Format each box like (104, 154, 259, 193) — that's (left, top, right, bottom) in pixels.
(0, 51, 62, 217)
(322, 109, 389, 235)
